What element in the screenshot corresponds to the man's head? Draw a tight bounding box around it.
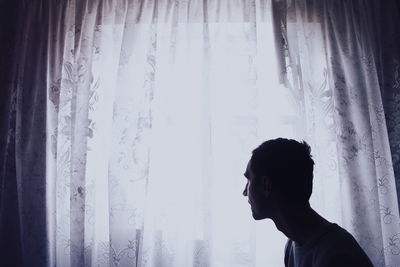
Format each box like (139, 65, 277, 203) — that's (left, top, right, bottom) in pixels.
(243, 138, 314, 220)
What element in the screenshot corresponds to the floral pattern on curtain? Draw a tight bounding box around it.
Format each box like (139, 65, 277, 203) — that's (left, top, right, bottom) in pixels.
(2, 0, 296, 266)
(1, 0, 400, 266)
(272, 0, 400, 266)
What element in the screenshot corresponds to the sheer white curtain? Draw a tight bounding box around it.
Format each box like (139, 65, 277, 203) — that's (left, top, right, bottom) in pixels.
(2, 0, 399, 266)
(45, 0, 295, 266)
(272, 0, 400, 266)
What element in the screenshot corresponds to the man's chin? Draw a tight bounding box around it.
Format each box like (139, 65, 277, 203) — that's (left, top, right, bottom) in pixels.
(252, 211, 268, 220)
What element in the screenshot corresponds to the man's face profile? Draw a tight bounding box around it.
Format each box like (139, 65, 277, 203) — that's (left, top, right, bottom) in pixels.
(243, 159, 272, 220)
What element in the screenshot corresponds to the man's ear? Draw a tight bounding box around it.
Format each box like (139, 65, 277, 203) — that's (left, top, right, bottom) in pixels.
(261, 175, 271, 196)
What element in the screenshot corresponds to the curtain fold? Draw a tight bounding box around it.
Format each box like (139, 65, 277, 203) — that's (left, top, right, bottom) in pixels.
(274, 0, 400, 266)
(0, 2, 25, 266)
(3, 1, 292, 266)
(1, 0, 400, 266)
(374, 0, 400, 215)
(0, 1, 50, 266)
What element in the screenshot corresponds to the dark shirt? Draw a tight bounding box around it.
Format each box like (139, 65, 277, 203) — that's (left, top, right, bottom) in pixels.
(284, 223, 374, 267)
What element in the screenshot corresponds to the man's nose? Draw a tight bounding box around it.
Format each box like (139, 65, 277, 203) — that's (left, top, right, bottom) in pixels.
(243, 184, 248, 196)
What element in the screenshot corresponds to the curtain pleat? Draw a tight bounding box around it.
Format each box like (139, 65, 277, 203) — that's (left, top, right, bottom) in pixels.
(274, 0, 400, 265)
(1, 0, 400, 266)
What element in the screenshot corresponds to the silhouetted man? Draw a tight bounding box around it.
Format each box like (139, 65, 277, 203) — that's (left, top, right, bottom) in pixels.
(243, 138, 373, 267)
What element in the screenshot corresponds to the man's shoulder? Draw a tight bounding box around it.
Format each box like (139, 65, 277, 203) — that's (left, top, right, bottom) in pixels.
(316, 223, 362, 250)
(314, 224, 373, 266)
(284, 224, 373, 267)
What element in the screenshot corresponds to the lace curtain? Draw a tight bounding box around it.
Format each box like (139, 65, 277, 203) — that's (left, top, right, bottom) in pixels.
(2, 0, 291, 266)
(272, 0, 400, 266)
(1, 0, 400, 267)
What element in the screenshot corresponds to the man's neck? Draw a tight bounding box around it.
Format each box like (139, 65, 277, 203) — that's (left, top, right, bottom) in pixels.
(272, 203, 331, 246)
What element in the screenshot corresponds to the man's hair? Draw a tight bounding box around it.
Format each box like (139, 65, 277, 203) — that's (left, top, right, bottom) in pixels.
(251, 138, 314, 203)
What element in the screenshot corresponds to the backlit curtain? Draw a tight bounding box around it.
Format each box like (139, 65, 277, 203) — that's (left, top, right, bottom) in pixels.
(1, 0, 400, 267)
(272, 0, 400, 266)
(2, 0, 294, 266)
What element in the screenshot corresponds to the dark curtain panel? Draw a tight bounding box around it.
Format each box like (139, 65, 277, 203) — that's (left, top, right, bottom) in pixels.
(0, 1, 49, 266)
(0, 1, 23, 266)
(375, 0, 400, 213)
